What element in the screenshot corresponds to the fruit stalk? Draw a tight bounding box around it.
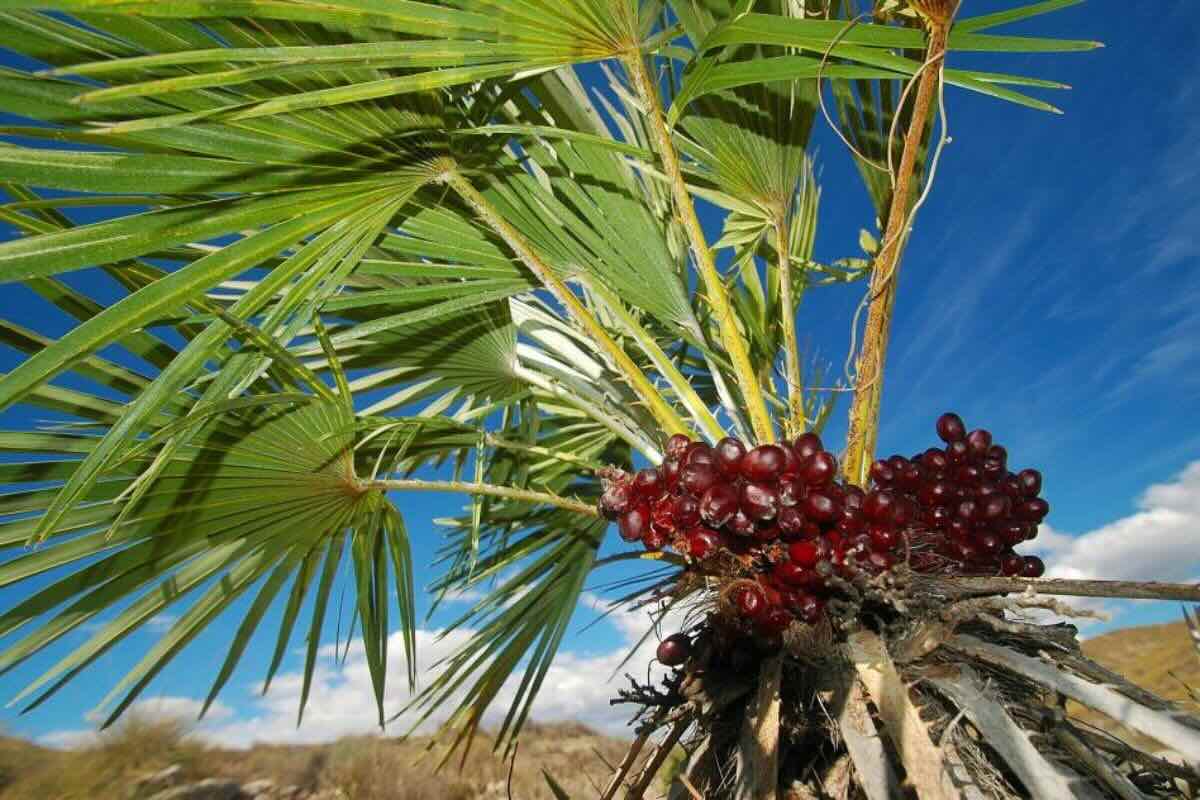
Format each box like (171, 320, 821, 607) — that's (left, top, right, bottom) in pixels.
(775, 215, 805, 436)
(930, 576, 1200, 603)
(624, 52, 776, 445)
(842, 21, 950, 484)
(371, 478, 599, 517)
(442, 165, 692, 441)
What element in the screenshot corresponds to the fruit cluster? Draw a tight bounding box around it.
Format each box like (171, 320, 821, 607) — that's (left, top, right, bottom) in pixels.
(599, 413, 1049, 640)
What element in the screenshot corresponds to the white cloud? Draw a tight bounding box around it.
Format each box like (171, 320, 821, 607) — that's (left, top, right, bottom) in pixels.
(39, 696, 235, 750)
(1032, 461, 1200, 585)
(37, 728, 95, 750)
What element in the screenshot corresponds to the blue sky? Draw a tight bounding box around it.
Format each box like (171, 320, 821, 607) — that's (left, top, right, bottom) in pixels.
(1, 1, 1199, 748)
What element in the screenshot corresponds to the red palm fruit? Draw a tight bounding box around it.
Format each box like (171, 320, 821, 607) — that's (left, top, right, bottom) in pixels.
(633, 467, 664, 500)
(684, 443, 714, 467)
(891, 497, 917, 527)
(804, 490, 839, 524)
(797, 594, 825, 624)
(757, 606, 793, 637)
(779, 443, 802, 476)
(839, 505, 865, 529)
(599, 482, 632, 519)
(887, 455, 909, 473)
(869, 459, 896, 486)
(714, 436, 746, 476)
(685, 528, 721, 559)
(966, 429, 992, 460)
(985, 443, 1007, 467)
(802, 451, 837, 486)
(1021, 555, 1046, 578)
(742, 444, 787, 482)
(863, 489, 895, 522)
(947, 518, 971, 541)
(665, 433, 691, 460)
(643, 527, 670, 551)
(945, 440, 969, 464)
(1001, 475, 1023, 498)
(928, 505, 952, 529)
(618, 505, 650, 542)
(936, 412, 966, 443)
(741, 482, 780, 521)
(789, 539, 822, 568)
(777, 475, 804, 507)
(661, 457, 683, 492)
(728, 510, 757, 537)
(793, 432, 823, 462)
(921, 448, 949, 472)
(982, 458, 1005, 482)
(1000, 553, 1024, 576)
(650, 498, 676, 533)
(955, 464, 982, 486)
(773, 561, 809, 586)
(998, 521, 1027, 546)
(953, 540, 979, 563)
(674, 495, 701, 527)
(656, 633, 691, 666)
(731, 584, 765, 618)
(976, 532, 1003, 556)
(1017, 468, 1043, 497)
(778, 506, 806, 536)
(843, 484, 866, 509)
(977, 481, 1000, 498)
(868, 522, 897, 551)
(956, 498, 981, 522)
(898, 464, 923, 492)
(1016, 498, 1050, 522)
(753, 523, 780, 543)
(981, 494, 1012, 522)
(699, 483, 739, 527)
(801, 520, 823, 539)
(681, 463, 719, 496)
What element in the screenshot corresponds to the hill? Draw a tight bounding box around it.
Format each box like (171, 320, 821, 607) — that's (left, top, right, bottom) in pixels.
(1071, 618, 1200, 753)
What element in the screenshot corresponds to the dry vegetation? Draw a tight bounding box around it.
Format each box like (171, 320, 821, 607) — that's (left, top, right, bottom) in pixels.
(1071, 618, 1200, 753)
(0, 619, 1193, 799)
(0, 719, 641, 800)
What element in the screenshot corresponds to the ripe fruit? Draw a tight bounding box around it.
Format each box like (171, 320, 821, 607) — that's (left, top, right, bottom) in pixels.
(600, 412, 1051, 633)
(618, 505, 649, 542)
(742, 444, 787, 482)
(656, 634, 691, 667)
(937, 412, 966, 442)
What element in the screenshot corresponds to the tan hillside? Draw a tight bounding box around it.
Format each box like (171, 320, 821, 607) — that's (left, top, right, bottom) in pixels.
(1071, 619, 1200, 753)
(0, 718, 639, 800)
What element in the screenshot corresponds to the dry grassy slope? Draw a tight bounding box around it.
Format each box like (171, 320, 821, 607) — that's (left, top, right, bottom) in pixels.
(0, 719, 639, 800)
(1071, 619, 1200, 752)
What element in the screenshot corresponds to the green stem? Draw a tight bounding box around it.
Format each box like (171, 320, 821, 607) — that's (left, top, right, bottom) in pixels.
(842, 23, 948, 485)
(582, 277, 726, 443)
(485, 434, 603, 471)
(623, 53, 775, 445)
(442, 165, 691, 440)
(372, 478, 599, 517)
(775, 216, 804, 438)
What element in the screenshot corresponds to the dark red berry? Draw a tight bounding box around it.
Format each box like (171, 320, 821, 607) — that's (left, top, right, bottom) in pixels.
(986, 444, 1008, 467)
(793, 432, 823, 462)
(789, 539, 822, 568)
(599, 482, 632, 519)
(651, 498, 677, 533)
(742, 444, 786, 482)
(1020, 555, 1045, 578)
(937, 412, 967, 443)
(778, 506, 806, 536)
(869, 522, 898, 551)
(661, 457, 682, 490)
(976, 532, 1002, 556)
(618, 505, 649, 542)
(921, 448, 949, 472)
(1017, 468, 1042, 497)
(776, 474, 804, 507)
(804, 490, 839, 524)
(945, 440, 969, 464)
(1000, 553, 1024, 576)
(773, 561, 809, 586)
(665, 433, 691, 460)
(699, 483, 739, 527)
(656, 633, 691, 666)
(797, 594, 825, 624)
(956, 499, 981, 522)
(686, 528, 721, 559)
(1016, 498, 1050, 522)
(863, 489, 896, 522)
(843, 485, 866, 509)
(731, 584, 765, 618)
(633, 468, 664, 500)
(869, 459, 896, 486)
(965, 429, 993, 460)
(714, 436, 746, 476)
(802, 451, 837, 486)
(981, 494, 1012, 522)
(741, 482, 780, 521)
(681, 463, 719, 496)
(728, 510, 756, 537)
(674, 495, 700, 527)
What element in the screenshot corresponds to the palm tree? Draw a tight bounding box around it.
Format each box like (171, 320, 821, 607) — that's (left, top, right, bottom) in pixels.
(2, 1, 1198, 796)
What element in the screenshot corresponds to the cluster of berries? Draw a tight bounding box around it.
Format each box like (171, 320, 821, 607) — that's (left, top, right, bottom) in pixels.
(599, 413, 1050, 641)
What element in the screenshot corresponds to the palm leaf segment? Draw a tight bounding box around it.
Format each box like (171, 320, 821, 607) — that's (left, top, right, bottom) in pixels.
(0, 0, 1096, 756)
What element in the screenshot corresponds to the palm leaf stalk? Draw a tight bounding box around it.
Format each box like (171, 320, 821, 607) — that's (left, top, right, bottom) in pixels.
(3, 3, 1197, 797)
(842, 5, 953, 485)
